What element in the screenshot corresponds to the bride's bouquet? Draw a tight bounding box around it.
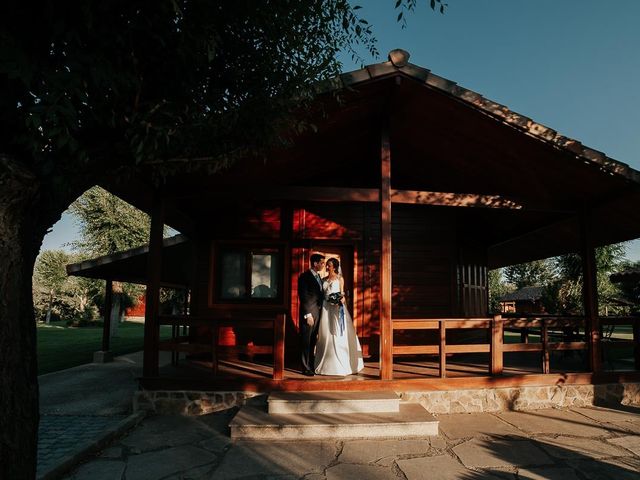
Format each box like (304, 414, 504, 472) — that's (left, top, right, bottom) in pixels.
(326, 292, 344, 305)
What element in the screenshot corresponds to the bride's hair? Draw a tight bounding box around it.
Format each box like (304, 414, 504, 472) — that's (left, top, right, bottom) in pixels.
(326, 257, 340, 274)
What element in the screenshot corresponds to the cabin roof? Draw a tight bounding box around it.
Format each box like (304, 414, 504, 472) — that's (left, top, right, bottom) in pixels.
(66, 234, 190, 286)
(499, 286, 544, 302)
(105, 49, 640, 269)
(323, 49, 638, 184)
(610, 267, 640, 283)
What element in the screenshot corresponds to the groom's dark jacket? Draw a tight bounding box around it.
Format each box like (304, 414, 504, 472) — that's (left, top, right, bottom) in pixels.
(298, 270, 323, 324)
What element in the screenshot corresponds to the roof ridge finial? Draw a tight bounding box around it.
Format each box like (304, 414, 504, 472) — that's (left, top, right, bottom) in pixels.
(388, 49, 410, 68)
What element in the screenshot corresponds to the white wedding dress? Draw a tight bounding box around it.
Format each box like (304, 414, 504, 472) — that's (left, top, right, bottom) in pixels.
(314, 277, 364, 376)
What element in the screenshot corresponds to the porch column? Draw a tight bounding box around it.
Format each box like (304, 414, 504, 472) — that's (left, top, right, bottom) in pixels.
(580, 210, 601, 372)
(93, 279, 114, 363)
(380, 125, 393, 380)
(143, 192, 164, 377)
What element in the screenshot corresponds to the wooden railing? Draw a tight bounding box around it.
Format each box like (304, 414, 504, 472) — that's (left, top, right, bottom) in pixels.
(157, 313, 286, 380)
(392, 315, 640, 378)
(600, 315, 640, 370)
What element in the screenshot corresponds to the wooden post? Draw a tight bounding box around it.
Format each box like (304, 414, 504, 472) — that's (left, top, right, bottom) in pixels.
(541, 319, 550, 374)
(273, 313, 286, 380)
(212, 324, 219, 375)
(380, 125, 393, 380)
(439, 320, 446, 378)
(490, 314, 503, 375)
(102, 279, 113, 352)
(143, 192, 164, 377)
(580, 210, 601, 372)
(633, 318, 640, 371)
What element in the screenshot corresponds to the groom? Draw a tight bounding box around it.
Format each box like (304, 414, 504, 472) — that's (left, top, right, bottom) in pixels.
(298, 253, 325, 376)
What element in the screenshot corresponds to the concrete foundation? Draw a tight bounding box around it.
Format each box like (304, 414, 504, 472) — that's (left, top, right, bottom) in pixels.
(133, 382, 640, 416)
(92, 351, 113, 363)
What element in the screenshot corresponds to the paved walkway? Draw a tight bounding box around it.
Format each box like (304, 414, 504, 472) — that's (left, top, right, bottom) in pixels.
(37, 351, 170, 479)
(38, 351, 640, 479)
(61, 403, 640, 479)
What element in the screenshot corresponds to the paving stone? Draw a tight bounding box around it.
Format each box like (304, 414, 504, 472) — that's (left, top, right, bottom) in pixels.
(338, 439, 431, 465)
(98, 446, 123, 459)
(573, 406, 640, 424)
(67, 460, 126, 480)
(212, 441, 336, 478)
(120, 415, 213, 452)
(397, 455, 473, 480)
(430, 436, 448, 450)
(480, 468, 517, 479)
(570, 457, 640, 480)
(607, 435, 640, 455)
(125, 446, 218, 480)
(453, 438, 553, 468)
(164, 462, 218, 480)
(326, 463, 397, 480)
(37, 415, 126, 477)
(496, 409, 611, 437)
(608, 421, 640, 435)
(517, 466, 580, 480)
(304, 475, 326, 480)
(536, 435, 631, 459)
(438, 413, 524, 439)
(198, 435, 231, 455)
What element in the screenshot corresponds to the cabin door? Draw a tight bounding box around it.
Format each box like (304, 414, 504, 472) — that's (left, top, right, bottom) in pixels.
(291, 244, 358, 334)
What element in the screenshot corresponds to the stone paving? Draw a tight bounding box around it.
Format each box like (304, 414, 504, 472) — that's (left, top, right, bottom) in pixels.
(62, 404, 640, 480)
(37, 415, 126, 478)
(37, 351, 170, 479)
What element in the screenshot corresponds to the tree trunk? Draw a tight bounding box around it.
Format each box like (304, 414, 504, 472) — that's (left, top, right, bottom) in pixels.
(45, 289, 53, 324)
(0, 156, 43, 479)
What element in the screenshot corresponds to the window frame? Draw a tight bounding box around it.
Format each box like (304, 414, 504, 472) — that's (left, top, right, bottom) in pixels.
(210, 240, 287, 307)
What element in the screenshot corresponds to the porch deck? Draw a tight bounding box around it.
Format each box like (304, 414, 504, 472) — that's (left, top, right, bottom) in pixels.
(140, 344, 640, 393)
(142, 313, 640, 392)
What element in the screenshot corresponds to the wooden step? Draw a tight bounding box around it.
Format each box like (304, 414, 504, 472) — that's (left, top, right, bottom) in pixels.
(267, 391, 400, 414)
(229, 403, 438, 440)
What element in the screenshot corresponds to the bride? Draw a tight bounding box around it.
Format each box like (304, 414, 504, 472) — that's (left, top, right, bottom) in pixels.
(314, 258, 364, 376)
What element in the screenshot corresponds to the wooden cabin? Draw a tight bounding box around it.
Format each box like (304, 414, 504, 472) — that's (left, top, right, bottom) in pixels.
(499, 287, 545, 315)
(69, 50, 640, 393)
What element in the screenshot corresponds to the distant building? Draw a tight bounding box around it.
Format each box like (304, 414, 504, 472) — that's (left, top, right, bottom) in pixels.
(499, 286, 545, 314)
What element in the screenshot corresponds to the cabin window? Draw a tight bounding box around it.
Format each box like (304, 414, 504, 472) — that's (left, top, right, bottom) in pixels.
(217, 247, 281, 302)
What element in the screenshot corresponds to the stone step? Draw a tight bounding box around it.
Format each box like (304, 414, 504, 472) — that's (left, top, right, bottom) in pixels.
(230, 403, 438, 440)
(267, 391, 400, 414)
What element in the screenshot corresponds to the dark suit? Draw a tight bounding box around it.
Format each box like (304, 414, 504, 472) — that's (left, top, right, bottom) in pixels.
(298, 269, 323, 372)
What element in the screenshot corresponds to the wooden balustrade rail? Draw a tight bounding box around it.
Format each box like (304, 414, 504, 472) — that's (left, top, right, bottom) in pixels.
(157, 313, 286, 380)
(600, 316, 640, 370)
(392, 315, 640, 377)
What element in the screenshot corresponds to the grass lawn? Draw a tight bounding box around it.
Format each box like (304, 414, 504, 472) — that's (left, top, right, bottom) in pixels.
(37, 321, 172, 375)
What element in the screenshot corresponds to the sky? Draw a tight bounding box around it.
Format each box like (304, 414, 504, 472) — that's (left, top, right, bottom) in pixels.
(42, 0, 640, 260)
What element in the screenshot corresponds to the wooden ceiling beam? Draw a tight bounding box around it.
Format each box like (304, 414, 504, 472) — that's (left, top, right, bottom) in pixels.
(237, 186, 573, 213)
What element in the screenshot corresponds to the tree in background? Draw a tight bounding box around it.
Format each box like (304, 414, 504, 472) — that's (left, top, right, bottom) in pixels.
(545, 244, 627, 315)
(493, 245, 629, 315)
(69, 186, 153, 256)
(613, 260, 640, 312)
(32, 250, 70, 324)
(33, 249, 102, 325)
(69, 186, 159, 329)
(488, 268, 513, 314)
(504, 259, 555, 290)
